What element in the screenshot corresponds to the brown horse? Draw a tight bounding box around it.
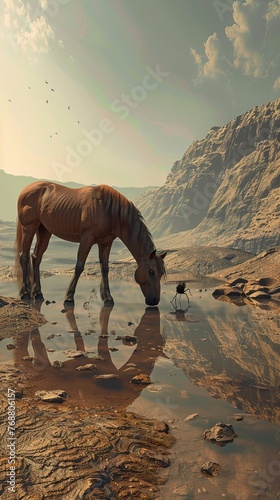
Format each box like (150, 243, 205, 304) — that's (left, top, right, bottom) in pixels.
(15, 181, 167, 306)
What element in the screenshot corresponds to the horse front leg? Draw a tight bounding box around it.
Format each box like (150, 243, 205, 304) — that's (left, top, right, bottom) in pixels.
(98, 242, 114, 306)
(32, 225, 52, 301)
(64, 237, 92, 304)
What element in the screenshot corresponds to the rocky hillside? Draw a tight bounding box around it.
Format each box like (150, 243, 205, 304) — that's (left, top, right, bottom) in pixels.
(137, 99, 280, 254)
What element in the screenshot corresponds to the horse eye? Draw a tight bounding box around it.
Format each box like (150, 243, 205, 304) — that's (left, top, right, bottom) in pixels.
(149, 269, 155, 276)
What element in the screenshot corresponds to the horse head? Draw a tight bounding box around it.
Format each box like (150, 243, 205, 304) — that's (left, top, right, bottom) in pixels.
(134, 250, 167, 306)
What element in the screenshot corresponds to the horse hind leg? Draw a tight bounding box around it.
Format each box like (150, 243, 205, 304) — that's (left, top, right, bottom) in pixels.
(19, 225, 38, 300)
(32, 225, 52, 301)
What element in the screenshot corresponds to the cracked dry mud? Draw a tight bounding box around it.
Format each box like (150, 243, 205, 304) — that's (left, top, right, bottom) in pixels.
(0, 365, 174, 499)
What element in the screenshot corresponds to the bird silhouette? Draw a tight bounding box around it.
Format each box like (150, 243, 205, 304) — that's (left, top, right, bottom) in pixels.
(77, 120, 80, 124)
(28, 86, 31, 89)
(55, 132, 58, 135)
(51, 88, 54, 92)
(8, 99, 11, 102)
(68, 106, 70, 110)
(46, 100, 48, 104)
(45, 81, 48, 84)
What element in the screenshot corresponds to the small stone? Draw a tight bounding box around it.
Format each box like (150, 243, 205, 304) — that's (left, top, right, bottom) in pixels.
(109, 347, 119, 352)
(45, 300, 51, 305)
(55, 333, 61, 337)
(154, 421, 169, 433)
(128, 321, 134, 326)
(228, 277, 248, 287)
(46, 334, 55, 339)
(201, 461, 221, 477)
(52, 360, 64, 368)
(35, 390, 68, 403)
(22, 356, 33, 361)
(130, 374, 151, 385)
(115, 335, 123, 340)
(51, 321, 57, 325)
(76, 364, 97, 371)
(7, 344, 16, 350)
(64, 349, 87, 358)
(95, 374, 118, 379)
(234, 415, 244, 421)
(47, 348, 55, 352)
(122, 335, 137, 345)
(99, 334, 109, 338)
(184, 413, 199, 422)
(204, 422, 237, 446)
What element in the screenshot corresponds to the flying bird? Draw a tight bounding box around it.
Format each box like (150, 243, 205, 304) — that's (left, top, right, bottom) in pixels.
(45, 81, 48, 84)
(55, 132, 58, 135)
(51, 88, 54, 92)
(28, 86, 31, 89)
(68, 106, 70, 110)
(8, 99, 11, 102)
(77, 120, 80, 124)
(46, 100, 48, 104)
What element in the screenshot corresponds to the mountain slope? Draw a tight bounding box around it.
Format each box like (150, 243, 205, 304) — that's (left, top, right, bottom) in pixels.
(137, 99, 280, 253)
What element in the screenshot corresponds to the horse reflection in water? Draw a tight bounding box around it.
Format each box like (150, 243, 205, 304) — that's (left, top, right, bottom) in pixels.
(15, 182, 167, 306)
(13, 304, 166, 408)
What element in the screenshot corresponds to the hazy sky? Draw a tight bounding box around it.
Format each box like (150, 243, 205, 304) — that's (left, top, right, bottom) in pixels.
(1, 0, 280, 187)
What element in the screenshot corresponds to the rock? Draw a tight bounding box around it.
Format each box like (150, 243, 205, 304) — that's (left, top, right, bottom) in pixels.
(135, 99, 280, 253)
(115, 335, 123, 340)
(244, 284, 270, 295)
(128, 321, 134, 326)
(270, 286, 280, 295)
(64, 349, 87, 358)
(52, 360, 64, 368)
(122, 335, 137, 344)
(249, 291, 271, 299)
(201, 461, 221, 477)
(234, 415, 244, 421)
(184, 413, 199, 422)
(22, 356, 33, 361)
(45, 300, 51, 305)
(204, 422, 237, 446)
(47, 348, 55, 352)
(0, 298, 9, 307)
(228, 277, 248, 287)
(212, 288, 226, 296)
(35, 390, 68, 403)
(76, 364, 97, 371)
(95, 374, 118, 380)
(46, 334, 55, 339)
(130, 374, 152, 385)
(51, 321, 57, 325)
(109, 347, 119, 352)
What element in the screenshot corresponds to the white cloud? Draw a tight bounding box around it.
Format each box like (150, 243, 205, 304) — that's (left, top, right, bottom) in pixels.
(225, 0, 269, 78)
(273, 76, 280, 91)
(191, 33, 226, 80)
(266, 0, 280, 22)
(3, 0, 60, 54)
(191, 0, 280, 90)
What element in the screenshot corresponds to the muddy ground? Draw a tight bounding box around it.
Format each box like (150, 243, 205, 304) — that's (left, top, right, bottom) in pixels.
(0, 245, 279, 499)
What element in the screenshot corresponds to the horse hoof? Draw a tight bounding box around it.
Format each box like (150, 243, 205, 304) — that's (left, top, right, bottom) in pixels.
(21, 293, 31, 301)
(64, 298, 74, 306)
(34, 293, 44, 302)
(104, 298, 114, 307)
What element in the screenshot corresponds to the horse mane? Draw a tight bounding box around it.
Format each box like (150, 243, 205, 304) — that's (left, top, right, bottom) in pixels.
(100, 185, 155, 252)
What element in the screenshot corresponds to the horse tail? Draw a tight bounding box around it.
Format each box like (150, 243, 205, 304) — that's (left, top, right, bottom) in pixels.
(14, 218, 23, 286)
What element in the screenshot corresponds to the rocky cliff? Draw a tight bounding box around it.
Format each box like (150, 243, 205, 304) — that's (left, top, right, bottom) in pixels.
(137, 99, 280, 254)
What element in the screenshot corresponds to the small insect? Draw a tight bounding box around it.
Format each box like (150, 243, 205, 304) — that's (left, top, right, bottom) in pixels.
(171, 281, 192, 312)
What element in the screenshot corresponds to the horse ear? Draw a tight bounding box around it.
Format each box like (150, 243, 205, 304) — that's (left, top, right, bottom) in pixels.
(149, 249, 157, 260)
(159, 250, 168, 260)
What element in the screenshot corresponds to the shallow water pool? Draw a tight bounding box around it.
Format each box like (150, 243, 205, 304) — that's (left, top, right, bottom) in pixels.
(1, 275, 280, 499)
